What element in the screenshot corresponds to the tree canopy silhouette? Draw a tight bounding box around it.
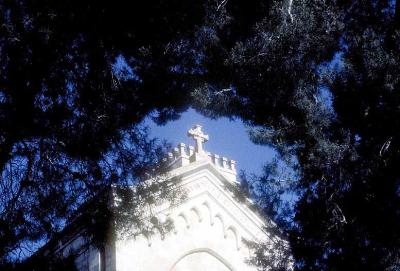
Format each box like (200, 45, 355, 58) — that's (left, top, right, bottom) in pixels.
(1, 0, 400, 270)
(191, 0, 400, 270)
(0, 0, 205, 264)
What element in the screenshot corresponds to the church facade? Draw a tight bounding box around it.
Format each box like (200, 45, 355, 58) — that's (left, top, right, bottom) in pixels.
(39, 125, 280, 271)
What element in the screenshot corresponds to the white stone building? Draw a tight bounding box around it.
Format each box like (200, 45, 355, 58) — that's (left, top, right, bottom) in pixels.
(37, 125, 282, 271)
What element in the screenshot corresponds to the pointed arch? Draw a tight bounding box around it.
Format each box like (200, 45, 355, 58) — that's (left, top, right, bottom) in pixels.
(201, 201, 214, 225)
(169, 248, 236, 271)
(214, 213, 226, 237)
(177, 212, 190, 229)
(166, 216, 178, 234)
(226, 225, 241, 250)
(190, 206, 203, 223)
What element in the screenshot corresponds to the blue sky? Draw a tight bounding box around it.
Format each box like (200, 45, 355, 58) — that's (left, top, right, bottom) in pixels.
(145, 108, 276, 175)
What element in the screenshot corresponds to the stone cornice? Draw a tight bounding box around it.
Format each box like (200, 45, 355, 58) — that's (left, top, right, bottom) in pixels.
(160, 162, 278, 244)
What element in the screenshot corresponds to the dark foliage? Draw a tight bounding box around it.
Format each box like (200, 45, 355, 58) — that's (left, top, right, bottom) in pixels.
(191, 0, 400, 270)
(0, 0, 206, 264)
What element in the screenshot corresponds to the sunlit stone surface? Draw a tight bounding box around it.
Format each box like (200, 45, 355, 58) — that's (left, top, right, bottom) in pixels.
(46, 125, 278, 271)
(114, 125, 271, 271)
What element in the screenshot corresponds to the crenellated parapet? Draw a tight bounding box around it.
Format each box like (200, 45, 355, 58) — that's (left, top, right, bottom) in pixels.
(165, 125, 237, 183)
(166, 143, 236, 171)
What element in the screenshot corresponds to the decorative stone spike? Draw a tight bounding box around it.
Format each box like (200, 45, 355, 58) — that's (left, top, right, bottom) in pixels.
(222, 157, 228, 168)
(230, 160, 236, 171)
(173, 147, 179, 158)
(213, 154, 220, 166)
(178, 143, 186, 156)
(188, 145, 195, 156)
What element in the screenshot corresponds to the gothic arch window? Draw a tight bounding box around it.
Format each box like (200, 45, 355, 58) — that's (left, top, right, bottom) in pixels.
(170, 248, 235, 271)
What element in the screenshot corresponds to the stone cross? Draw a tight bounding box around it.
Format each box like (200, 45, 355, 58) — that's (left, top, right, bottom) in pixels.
(187, 124, 209, 153)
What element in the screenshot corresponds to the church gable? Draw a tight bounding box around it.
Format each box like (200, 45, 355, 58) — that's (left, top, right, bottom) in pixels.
(114, 125, 272, 271)
(31, 125, 279, 271)
(169, 163, 270, 244)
